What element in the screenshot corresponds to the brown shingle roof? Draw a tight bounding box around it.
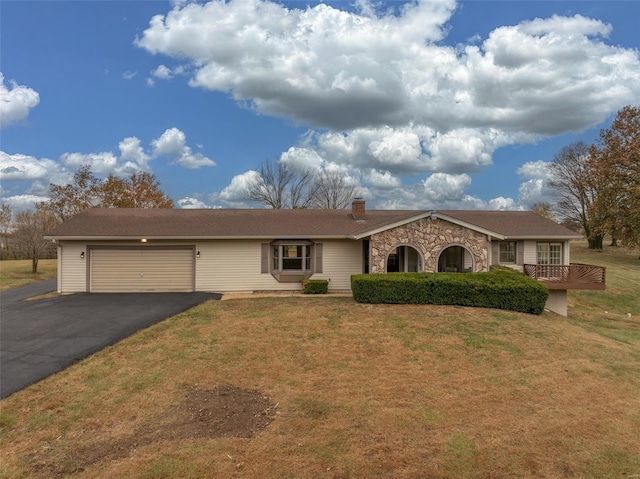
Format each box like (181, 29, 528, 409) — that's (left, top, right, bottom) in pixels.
(47, 208, 423, 238)
(439, 210, 580, 238)
(47, 208, 580, 240)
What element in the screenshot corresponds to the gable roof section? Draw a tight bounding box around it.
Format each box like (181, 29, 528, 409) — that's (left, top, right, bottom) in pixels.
(438, 210, 581, 239)
(46, 208, 422, 240)
(46, 208, 581, 241)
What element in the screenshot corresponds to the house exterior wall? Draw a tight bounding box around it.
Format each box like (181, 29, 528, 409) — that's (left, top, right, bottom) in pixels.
(312, 240, 363, 290)
(195, 239, 361, 292)
(523, 241, 537, 265)
(58, 238, 362, 293)
(369, 217, 489, 273)
(59, 241, 88, 293)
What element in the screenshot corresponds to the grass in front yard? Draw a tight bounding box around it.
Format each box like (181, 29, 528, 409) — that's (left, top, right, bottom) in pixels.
(0, 243, 638, 478)
(0, 259, 57, 291)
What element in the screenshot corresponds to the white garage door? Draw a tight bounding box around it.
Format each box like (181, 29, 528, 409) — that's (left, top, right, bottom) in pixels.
(90, 247, 195, 292)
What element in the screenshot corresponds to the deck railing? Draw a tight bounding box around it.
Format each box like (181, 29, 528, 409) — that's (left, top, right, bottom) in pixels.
(523, 263, 606, 290)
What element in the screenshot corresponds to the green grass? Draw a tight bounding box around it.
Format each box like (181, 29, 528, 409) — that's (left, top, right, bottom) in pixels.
(0, 259, 57, 291)
(0, 241, 638, 478)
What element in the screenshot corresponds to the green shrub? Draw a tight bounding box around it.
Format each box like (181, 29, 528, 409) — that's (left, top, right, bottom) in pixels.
(302, 279, 329, 294)
(351, 266, 549, 314)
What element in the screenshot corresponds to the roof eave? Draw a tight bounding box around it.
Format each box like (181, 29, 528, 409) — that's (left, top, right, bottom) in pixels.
(46, 234, 354, 241)
(502, 235, 583, 240)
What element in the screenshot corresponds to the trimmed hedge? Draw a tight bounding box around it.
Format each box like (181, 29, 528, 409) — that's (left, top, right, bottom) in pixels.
(351, 266, 549, 314)
(302, 279, 329, 294)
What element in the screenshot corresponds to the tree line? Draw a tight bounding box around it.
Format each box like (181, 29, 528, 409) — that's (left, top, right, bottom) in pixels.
(1, 168, 174, 272)
(548, 105, 639, 250)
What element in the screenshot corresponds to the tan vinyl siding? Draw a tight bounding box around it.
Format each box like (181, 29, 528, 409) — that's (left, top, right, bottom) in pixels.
(523, 241, 537, 265)
(564, 241, 571, 265)
(90, 247, 194, 292)
(195, 239, 362, 292)
(196, 240, 296, 292)
(60, 242, 87, 293)
(312, 240, 362, 290)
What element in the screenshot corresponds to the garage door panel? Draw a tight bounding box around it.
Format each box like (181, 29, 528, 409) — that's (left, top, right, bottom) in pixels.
(90, 248, 194, 292)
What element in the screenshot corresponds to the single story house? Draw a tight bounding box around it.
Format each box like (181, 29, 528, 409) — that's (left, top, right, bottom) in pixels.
(46, 199, 605, 316)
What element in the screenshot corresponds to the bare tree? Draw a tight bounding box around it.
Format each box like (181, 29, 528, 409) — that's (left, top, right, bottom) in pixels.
(0, 202, 13, 259)
(311, 170, 358, 209)
(246, 160, 317, 209)
(549, 141, 605, 249)
(13, 206, 58, 273)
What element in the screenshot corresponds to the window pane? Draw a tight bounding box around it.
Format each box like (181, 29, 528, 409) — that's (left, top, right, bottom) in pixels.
(550, 244, 561, 265)
(500, 242, 516, 263)
(537, 243, 549, 264)
(283, 258, 302, 269)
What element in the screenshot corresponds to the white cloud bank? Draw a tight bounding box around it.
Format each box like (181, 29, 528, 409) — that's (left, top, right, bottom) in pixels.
(1, 127, 214, 210)
(137, 0, 639, 136)
(0, 73, 40, 128)
(137, 0, 640, 210)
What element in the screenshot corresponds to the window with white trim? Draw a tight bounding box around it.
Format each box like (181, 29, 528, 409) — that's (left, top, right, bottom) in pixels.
(267, 240, 319, 282)
(537, 242, 562, 265)
(273, 244, 312, 272)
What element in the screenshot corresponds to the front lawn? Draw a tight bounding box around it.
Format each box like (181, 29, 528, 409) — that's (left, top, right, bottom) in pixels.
(0, 259, 57, 291)
(0, 244, 638, 478)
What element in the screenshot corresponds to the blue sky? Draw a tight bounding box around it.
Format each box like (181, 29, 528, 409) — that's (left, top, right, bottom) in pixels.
(1, 0, 639, 212)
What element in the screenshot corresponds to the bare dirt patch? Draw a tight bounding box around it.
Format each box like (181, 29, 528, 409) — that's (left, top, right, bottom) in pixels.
(32, 385, 277, 477)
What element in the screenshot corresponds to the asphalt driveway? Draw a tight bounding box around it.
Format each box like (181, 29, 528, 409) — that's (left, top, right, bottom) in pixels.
(0, 280, 220, 398)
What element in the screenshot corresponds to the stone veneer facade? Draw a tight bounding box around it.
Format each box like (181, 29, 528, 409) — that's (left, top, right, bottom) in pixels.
(369, 217, 489, 273)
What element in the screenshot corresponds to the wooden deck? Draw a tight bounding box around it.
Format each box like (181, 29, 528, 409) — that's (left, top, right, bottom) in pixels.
(524, 263, 606, 290)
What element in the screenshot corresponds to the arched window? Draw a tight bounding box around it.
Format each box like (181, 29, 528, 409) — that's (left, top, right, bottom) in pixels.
(386, 245, 422, 272)
(438, 245, 474, 273)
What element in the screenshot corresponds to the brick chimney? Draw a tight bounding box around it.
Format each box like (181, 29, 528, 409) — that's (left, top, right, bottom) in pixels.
(352, 198, 365, 221)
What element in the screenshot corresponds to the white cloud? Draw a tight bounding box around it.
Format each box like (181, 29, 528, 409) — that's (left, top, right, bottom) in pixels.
(0, 151, 70, 184)
(177, 196, 209, 208)
(151, 127, 215, 169)
(219, 170, 260, 204)
(279, 147, 324, 173)
(152, 64, 173, 80)
(422, 172, 472, 202)
(60, 151, 119, 175)
(122, 71, 138, 80)
(152, 127, 186, 156)
(119, 136, 150, 168)
(365, 170, 402, 189)
(137, 1, 640, 135)
(25, 180, 50, 197)
(177, 149, 216, 169)
(148, 64, 187, 85)
(0, 194, 49, 212)
(516, 160, 556, 208)
(516, 160, 551, 180)
(0, 73, 40, 128)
